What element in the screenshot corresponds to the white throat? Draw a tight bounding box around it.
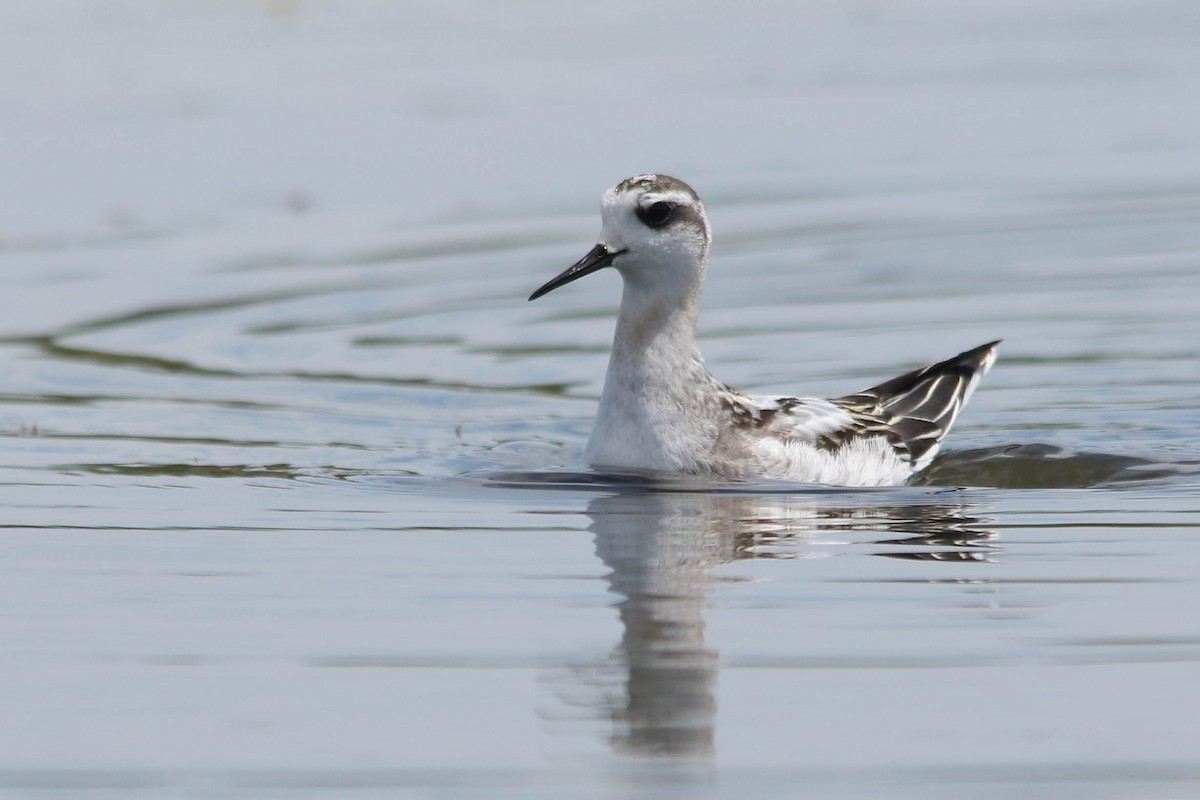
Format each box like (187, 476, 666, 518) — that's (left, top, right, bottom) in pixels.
(584, 252, 720, 473)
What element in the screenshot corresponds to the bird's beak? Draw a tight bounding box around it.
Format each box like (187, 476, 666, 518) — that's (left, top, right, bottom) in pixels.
(528, 244, 625, 301)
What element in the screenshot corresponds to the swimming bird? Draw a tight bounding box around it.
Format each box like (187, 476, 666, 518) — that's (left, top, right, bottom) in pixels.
(529, 174, 998, 486)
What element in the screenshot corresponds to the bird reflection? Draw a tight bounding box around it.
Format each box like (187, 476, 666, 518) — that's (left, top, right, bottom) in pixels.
(580, 489, 994, 757)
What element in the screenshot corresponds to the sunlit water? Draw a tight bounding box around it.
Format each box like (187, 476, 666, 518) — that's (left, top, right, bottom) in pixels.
(3, 2, 1200, 798)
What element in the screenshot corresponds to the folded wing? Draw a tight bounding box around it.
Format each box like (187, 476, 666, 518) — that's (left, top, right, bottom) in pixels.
(831, 340, 1000, 470)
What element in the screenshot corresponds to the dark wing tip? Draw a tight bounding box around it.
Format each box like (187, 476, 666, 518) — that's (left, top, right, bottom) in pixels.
(834, 340, 1000, 468)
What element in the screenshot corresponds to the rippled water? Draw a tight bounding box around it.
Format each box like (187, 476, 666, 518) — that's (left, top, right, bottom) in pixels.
(3, 2, 1200, 798)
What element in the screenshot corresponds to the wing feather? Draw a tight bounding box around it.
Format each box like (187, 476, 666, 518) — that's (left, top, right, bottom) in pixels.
(715, 341, 998, 481)
(832, 340, 1000, 469)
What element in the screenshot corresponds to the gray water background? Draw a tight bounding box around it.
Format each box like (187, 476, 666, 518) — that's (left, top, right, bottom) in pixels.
(3, 2, 1200, 798)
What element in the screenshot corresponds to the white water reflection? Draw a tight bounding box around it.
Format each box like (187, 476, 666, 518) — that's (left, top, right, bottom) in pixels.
(577, 489, 994, 757)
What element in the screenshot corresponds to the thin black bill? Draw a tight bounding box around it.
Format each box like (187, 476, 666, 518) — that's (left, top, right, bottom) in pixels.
(528, 244, 625, 301)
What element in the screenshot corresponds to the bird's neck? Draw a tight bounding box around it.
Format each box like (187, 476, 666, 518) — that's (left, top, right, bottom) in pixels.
(585, 262, 723, 473)
(608, 274, 705, 381)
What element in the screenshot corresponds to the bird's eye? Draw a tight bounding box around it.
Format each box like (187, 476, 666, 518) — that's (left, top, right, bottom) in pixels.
(636, 201, 674, 228)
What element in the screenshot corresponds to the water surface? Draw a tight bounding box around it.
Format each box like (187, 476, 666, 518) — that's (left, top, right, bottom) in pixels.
(3, 2, 1200, 798)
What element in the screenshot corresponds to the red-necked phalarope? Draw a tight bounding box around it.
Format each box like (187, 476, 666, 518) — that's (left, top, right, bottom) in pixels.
(529, 174, 999, 486)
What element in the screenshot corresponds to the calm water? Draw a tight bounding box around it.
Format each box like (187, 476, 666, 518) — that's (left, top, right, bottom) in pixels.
(3, 2, 1200, 798)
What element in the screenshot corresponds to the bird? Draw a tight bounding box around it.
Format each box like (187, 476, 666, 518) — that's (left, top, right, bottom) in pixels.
(528, 174, 998, 486)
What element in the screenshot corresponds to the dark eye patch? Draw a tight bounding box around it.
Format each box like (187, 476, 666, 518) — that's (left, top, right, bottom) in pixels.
(636, 200, 674, 229)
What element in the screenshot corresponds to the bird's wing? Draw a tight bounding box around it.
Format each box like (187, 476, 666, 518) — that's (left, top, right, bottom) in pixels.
(724, 340, 999, 472)
(722, 391, 891, 450)
(831, 340, 1000, 470)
